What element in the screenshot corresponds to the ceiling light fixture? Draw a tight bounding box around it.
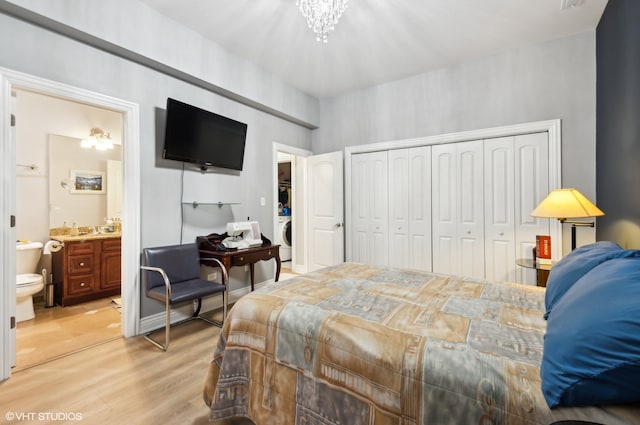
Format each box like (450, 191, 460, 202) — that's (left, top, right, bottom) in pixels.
(80, 127, 113, 151)
(296, 0, 349, 43)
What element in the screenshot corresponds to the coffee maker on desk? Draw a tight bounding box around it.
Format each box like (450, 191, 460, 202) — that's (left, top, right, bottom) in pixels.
(222, 221, 263, 249)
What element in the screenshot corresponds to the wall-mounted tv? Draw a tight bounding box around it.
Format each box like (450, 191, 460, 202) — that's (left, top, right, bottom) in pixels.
(162, 98, 248, 171)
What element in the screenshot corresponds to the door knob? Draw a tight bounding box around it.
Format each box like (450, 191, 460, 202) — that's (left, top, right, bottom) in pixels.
(334, 223, 343, 228)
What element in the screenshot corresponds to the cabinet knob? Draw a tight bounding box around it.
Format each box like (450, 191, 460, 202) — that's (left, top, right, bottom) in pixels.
(499, 232, 504, 236)
(467, 231, 471, 235)
(80, 282, 86, 287)
(239, 257, 244, 261)
(79, 262, 85, 267)
(268, 251, 272, 255)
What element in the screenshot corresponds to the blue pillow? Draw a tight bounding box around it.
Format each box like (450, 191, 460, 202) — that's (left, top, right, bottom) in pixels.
(541, 257, 640, 408)
(543, 241, 638, 319)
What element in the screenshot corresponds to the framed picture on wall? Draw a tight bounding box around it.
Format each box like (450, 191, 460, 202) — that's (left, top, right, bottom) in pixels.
(70, 170, 105, 194)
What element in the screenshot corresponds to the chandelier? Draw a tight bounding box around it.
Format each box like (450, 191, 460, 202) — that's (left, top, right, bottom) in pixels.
(296, 0, 349, 43)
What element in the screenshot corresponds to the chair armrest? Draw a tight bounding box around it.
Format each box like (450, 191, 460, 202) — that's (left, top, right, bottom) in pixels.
(200, 257, 228, 286)
(141, 265, 171, 290)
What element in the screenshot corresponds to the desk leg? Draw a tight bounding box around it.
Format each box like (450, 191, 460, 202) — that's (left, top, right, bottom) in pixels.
(274, 254, 281, 282)
(249, 264, 255, 292)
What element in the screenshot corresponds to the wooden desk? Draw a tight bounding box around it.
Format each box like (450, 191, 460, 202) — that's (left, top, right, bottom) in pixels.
(516, 258, 553, 287)
(200, 244, 281, 291)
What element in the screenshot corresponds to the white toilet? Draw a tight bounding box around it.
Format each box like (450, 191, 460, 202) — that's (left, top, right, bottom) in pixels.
(16, 241, 44, 322)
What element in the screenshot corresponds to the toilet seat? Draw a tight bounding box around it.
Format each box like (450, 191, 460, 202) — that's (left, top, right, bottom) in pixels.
(17, 273, 44, 287)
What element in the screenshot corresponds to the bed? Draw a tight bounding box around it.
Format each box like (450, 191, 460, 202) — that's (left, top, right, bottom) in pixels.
(203, 245, 640, 424)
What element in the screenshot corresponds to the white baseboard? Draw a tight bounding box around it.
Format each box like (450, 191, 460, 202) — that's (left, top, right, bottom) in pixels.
(138, 279, 271, 335)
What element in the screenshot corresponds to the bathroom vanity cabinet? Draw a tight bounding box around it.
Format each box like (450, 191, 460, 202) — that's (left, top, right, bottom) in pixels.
(52, 236, 121, 306)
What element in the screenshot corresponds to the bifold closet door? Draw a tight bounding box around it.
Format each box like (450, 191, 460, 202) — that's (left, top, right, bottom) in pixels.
(514, 132, 550, 285)
(484, 133, 549, 285)
(484, 137, 516, 283)
(351, 151, 388, 266)
(388, 146, 431, 271)
(432, 140, 484, 278)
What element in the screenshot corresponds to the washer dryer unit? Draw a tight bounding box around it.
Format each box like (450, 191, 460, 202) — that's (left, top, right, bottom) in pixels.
(277, 216, 292, 261)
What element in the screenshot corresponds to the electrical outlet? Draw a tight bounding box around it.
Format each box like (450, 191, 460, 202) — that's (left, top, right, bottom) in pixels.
(207, 272, 218, 281)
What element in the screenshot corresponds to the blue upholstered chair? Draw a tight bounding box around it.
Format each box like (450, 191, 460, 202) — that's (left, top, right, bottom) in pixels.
(141, 243, 228, 351)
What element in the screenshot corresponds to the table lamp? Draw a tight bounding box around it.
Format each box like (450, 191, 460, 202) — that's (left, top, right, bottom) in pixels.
(531, 188, 604, 250)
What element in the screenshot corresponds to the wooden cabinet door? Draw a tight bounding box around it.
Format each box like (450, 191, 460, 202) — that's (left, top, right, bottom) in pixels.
(101, 239, 121, 290)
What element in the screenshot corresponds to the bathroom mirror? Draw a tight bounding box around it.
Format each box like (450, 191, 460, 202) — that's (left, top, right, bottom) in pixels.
(48, 134, 122, 229)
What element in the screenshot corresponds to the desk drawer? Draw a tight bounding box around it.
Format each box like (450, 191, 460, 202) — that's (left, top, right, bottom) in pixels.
(230, 248, 278, 266)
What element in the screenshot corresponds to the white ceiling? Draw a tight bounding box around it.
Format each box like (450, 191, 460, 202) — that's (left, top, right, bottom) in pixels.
(139, 0, 608, 99)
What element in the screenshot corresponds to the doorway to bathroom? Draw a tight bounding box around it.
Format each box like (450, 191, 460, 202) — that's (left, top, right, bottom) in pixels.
(1, 68, 141, 381)
(12, 88, 124, 371)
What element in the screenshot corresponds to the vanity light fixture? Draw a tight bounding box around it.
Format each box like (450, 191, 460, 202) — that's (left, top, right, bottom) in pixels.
(81, 127, 113, 151)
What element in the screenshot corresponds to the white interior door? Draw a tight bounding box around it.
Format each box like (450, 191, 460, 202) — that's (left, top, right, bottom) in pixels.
(432, 140, 484, 278)
(388, 149, 409, 268)
(408, 146, 432, 271)
(484, 137, 516, 283)
(457, 141, 485, 279)
(514, 132, 550, 285)
(307, 151, 344, 271)
(350, 151, 388, 266)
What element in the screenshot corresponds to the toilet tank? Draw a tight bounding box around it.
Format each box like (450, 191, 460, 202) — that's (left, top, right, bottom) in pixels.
(16, 241, 43, 274)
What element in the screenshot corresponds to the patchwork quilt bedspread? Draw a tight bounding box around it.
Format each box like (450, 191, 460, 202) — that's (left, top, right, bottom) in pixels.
(203, 262, 640, 424)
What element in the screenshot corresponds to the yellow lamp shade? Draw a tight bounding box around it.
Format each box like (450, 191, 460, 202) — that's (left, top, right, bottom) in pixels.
(531, 188, 604, 219)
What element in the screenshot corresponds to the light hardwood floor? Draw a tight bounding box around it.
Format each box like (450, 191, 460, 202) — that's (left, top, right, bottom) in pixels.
(4, 270, 299, 424)
(15, 297, 121, 371)
(3, 319, 226, 425)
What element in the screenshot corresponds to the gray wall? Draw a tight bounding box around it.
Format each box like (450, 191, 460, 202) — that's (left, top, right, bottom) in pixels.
(0, 9, 313, 318)
(312, 31, 598, 252)
(313, 32, 597, 200)
(596, 0, 640, 248)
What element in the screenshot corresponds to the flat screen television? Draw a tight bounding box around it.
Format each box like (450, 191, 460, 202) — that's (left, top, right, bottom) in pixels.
(162, 98, 248, 171)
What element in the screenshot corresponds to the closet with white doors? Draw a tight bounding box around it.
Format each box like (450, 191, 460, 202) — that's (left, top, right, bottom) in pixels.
(432, 133, 550, 283)
(351, 146, 432, 271)
(348, 130, 551, 285)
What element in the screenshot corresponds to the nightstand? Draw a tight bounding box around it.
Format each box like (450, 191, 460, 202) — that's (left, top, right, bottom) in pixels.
(516, 258, 553, 287)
